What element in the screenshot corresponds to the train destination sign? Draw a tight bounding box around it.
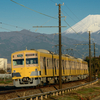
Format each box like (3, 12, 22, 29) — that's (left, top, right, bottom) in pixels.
(26, 54, 37, 56)
(17, 54, 23, 57)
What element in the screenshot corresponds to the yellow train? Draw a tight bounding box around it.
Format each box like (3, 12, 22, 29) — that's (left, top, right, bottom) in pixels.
(11, 49, 89, 87)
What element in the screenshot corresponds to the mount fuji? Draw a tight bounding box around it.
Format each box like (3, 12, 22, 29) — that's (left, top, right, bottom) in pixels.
(63, 15, 100, 34)
(63, 15, 100, 44)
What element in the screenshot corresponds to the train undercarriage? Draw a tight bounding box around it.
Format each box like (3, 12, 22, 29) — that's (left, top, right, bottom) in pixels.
(13, 74, 88, 87)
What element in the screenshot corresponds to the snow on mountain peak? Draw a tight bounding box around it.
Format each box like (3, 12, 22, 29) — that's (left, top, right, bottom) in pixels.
(64, 15, 100, 34)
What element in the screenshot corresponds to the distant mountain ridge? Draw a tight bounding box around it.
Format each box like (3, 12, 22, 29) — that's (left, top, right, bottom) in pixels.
(0, 30, 83, 62)
(0, 29, 100, 63)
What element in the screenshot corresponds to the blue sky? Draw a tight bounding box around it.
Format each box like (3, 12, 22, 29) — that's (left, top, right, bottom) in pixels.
(0, 0, 100, 34)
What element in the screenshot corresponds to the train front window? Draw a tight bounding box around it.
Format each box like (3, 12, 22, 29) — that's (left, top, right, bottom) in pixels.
(26, 58, 38, 64)
(13, 59, 24, 66)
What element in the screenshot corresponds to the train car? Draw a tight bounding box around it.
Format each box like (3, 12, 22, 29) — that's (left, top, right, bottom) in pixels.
(11, 49, 89, 87)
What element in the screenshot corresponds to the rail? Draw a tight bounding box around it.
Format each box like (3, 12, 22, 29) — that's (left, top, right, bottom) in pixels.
(8, 79, 98, 100)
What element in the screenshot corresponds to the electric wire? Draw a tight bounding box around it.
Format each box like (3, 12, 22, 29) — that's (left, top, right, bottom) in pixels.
(61, 11, 88, 41)
(0, 22, 25, 29)
(0, 27, 12, 31)
(61, 11, 90, 57)
(10, 0, 57, 19)
(35, 14, 58, 32)
(50, 0, 95, 58)
(62, 8, 77, 23)
(50, 0, 88, 41)
(50, 0, 90, 57)
(59, 0, 80, 21)
(59, 0, 91, 36)
(0, 21, 58, 43)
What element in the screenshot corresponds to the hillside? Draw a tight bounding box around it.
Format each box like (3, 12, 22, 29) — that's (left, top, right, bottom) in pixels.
(0, 29, 100, 63)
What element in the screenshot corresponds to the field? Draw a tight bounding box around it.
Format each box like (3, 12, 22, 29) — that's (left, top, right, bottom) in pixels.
(0, 78, 13, 85)
(0, 79, 100, 100)
(45, 80, 100, 100)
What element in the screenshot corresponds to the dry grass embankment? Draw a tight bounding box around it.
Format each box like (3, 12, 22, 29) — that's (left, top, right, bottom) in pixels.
(45, 80, 100, 100)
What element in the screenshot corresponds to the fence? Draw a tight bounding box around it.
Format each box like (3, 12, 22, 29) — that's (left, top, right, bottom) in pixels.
(0, 74, 12, 79)
(8, 79, 98, 100)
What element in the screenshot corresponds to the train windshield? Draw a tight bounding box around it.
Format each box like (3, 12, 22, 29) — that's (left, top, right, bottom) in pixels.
(26, 58, 38, 64)
(13, 59, 24, 66)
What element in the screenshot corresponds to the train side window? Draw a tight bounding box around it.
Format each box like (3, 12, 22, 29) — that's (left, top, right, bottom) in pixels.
(57, 60, 58, 68)
(47, 59, 49, 67)
(74, 62, 76, 68)
(73, 61, 75, 69)
(65, 61, 66, 69)
(66, 60, 68, 69)
(69, 61, 71, 68)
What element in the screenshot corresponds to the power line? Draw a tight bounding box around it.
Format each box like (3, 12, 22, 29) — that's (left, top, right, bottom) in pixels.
(0, 27, 12, 31)
(35, 14, 58, 32)
(33, 26, 66, 28)
(0, 22, 59, 44)
(59, 0, 90, 40)
(11, 0, 57, 19)
(0, 22, 24, 29)
(59, 0, 80, 21)
(61, 12, 88, 41)
(62, 9, 77, 23)
(50, 0, 77, 23)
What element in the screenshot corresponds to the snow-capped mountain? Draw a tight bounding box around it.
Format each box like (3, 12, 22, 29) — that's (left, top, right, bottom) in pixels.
(63, 15, 100, 34)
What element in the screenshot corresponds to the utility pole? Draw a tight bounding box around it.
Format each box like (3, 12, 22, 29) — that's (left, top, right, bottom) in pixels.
(56, 3, 64, 89)
(94, 43, 96, 80)
(89, 31, 91, 82)
(58, 4, 62, 89)
(33, 3, 66, 89)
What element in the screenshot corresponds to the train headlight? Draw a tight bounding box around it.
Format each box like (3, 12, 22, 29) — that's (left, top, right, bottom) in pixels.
(13, 70, 16, 73)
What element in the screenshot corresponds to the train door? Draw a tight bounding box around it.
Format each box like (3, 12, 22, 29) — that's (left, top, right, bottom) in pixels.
(70, 61, 71, 74)
(62, 60, 65, 74)
(43, 57, 47, 75)
(54, 59, 57, 75)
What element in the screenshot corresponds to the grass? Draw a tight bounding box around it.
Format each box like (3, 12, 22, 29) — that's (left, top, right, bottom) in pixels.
(76, 87, 95, 94)
(0, 78, 13, 84)
(46, 81, 100, 100)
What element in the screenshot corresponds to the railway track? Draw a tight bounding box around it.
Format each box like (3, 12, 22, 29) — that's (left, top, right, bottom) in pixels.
(0, 78, 90, 96)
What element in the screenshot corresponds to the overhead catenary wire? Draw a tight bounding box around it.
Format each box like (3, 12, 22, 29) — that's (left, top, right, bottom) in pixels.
(0, 21, 59, 44)
(35, 14, 58, 32)
(60, 11, 91, 58)
(0, 22, 25, 29)
(0, 27, 12, 31)
(62, 9, 77, 23)
(58, 0, 91, 39)
(10, 0, 57, 19)
(61, 11, 88, 41)
(50, 0, 78, 24)
(59, 0, 80, 21)
(51, 0, 96, 59)
(50, 0, 87, 52)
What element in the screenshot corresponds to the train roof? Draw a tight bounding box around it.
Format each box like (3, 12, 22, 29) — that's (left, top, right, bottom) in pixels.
(37, 49, 54, 54)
